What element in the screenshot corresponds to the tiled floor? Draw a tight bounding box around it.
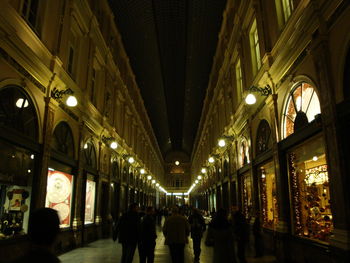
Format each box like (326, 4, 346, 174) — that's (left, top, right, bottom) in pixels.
(59, 225, 276, 263)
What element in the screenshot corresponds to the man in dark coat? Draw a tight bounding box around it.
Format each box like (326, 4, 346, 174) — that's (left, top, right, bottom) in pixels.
(163, 206, 190, 263)
(138, 206, 157, 263)
(188, 208, 206, 262)
(118, 203, 141, 263)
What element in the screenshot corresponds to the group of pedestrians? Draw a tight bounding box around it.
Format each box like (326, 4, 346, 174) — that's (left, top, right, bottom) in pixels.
(114, 203, 157, 263)
(114, 203, 252, 263)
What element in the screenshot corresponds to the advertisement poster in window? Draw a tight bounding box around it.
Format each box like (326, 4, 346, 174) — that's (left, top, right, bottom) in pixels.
(45, 169, 73, 227)
(85, 179, 96, 224)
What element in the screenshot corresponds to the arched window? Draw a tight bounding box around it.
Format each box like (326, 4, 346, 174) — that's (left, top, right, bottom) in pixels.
(51, 122, 74, 158)
(111, 158, 120, 180)
(239, 137, 250, 167)
(282, 82, 321, 139)
(83, 140, 97, 169)
(0, 85, 38, 140)
(256, 119, 271, 155)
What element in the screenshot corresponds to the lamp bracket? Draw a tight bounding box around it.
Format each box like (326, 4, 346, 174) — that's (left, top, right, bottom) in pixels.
(101, 135, 114, 144)
(51, 87, 74, 99)
(249, 85, 272, 96)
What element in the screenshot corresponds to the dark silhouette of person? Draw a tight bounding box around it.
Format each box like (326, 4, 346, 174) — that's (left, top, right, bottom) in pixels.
(138, 206, 157, 263)
(117, 203, 141, 263)
(253, 215, 263, 257)
(13, 207, 60, 263)
(233, 209, 248, 263)
(163, 206, 190, 263)
(188, 208, 206, 262)
(206, 208, 236, 263)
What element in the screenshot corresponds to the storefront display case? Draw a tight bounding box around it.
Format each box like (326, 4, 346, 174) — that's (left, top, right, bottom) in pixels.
(84, 175, 96, 224)
(288, 135, 333, 242)
(241, 172, 253, 220)
(45, 169, 74, 228)
(259, 160, 278, 230)
(0, 141, 34, 239)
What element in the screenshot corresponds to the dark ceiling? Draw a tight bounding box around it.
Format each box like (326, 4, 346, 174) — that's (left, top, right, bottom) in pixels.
(109, 0, 227, 159)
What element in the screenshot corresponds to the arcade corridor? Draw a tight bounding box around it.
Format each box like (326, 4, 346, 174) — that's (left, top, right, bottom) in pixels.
(1, 0, 350, 263)
(59, 225, 276, 263)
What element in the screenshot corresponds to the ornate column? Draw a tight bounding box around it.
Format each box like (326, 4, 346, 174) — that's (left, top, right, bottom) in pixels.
(72, 121, 85, 245)
(32, 96, 57, 210)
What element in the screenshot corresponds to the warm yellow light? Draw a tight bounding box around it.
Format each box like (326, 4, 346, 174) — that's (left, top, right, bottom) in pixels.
(208, 157, 215, 163)
(140, 168, 145, 174)
(66, 95, 78, 107)
(175, 161, 180, 165)
(147, 175, 152, 180)
(201, 168, 207, 174)
(128, 157, 135, 164)
(245, 93, 256, 105)
(16, 98, 29, 108)
(218, 139, 226, 147)
(110, 141, 118, 149)
(156, 183, 159, 187)
(197, 175, 202, 180)
(312, 156, 318, 161)
(152, 179, 156, 184)
(84, 143, 88, 149)
(195, 180, 198, 184)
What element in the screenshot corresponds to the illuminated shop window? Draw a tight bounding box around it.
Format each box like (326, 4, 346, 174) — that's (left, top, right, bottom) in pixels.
(241, 172, 253, 220)
(259, 161, 278, 230)
(239, 137, 250, 168)
(282, 82, 321, 139)
(288, 135, 333, 242)
(45, 169, 73, 228)
(0, 141, 35, 238)
(0, 86, 37, 238)
(84, 176, 96, 224)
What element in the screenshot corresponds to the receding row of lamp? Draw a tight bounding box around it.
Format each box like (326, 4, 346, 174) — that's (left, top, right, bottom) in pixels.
(187, 85, 273, 192)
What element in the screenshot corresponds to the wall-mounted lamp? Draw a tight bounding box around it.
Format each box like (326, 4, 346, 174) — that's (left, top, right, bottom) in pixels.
(152, 179, 156, 184)
(128, 156, 135, 164)
(197, 175, 202, 180)
(102, 135, 118, 149)
(208, 156, 215, 163)
(175, 161, 180, 166)
(245, 85, 272, 105)
(51, 87, 78, 107)
(217, 135, 234, 147)
(201, 168, 207, 174)
(147, 175, 152, 180)
(140, 168, 145, 174)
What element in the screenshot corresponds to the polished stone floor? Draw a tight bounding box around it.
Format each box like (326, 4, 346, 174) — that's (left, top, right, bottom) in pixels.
(59, 225, 276, 263)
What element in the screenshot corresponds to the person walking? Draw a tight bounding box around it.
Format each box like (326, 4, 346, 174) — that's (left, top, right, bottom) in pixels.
(138, 206, 157, 263)
(188, 208, 206, 262)
(233, 209, 248, 263)
(163, 206, 190, 263)
(117, 203, 141, 263)
(206, 208, 236, 263)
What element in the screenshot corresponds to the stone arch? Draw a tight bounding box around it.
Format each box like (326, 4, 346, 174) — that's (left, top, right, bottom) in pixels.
(0, 85, 39, 140)
(51, 121, 75, 158)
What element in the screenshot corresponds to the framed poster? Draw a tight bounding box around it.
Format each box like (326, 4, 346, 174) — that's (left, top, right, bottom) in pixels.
(45, 169, 73, 227)
(84, 179, 96, 224)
